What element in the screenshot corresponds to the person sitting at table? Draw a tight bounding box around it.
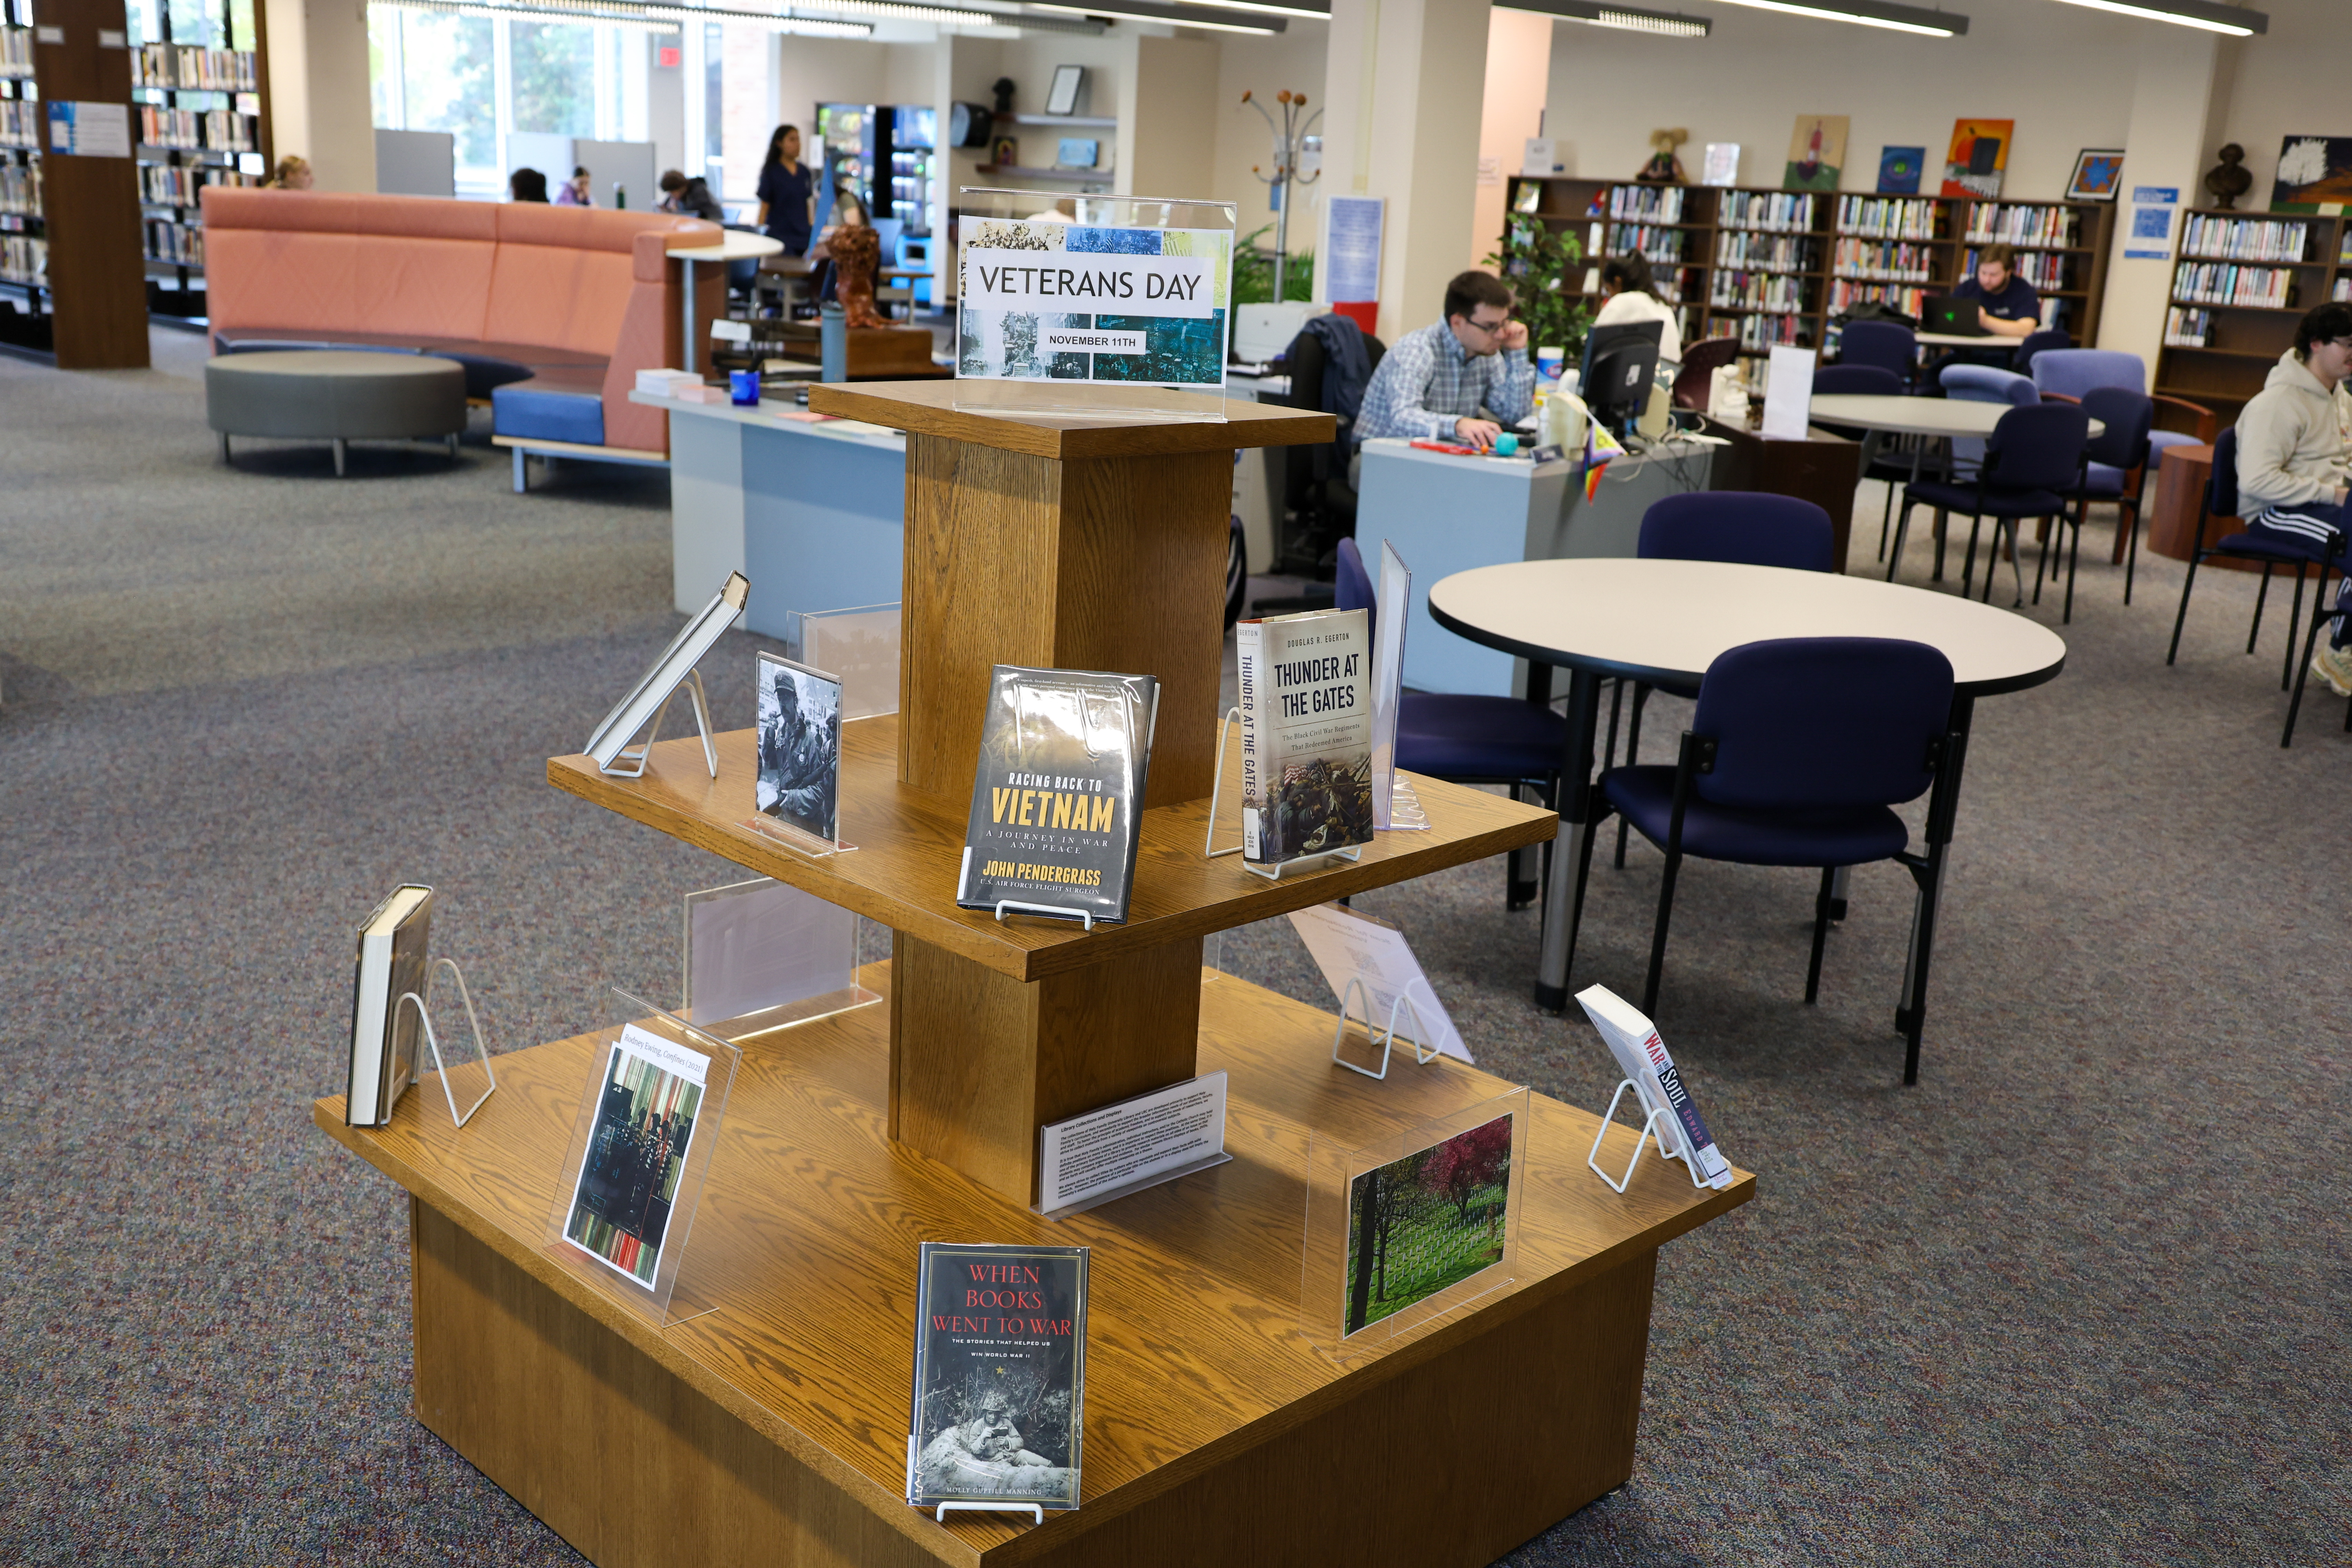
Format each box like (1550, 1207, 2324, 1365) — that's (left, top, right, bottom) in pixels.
(657, 169, 724, 222)
(507, 167, 548, 203)
(1952, 243, 2040, 339)
(1354, 269, 1534, 453)
(2235, 301, 2352, 695)
(1593, 253, 1682, 367)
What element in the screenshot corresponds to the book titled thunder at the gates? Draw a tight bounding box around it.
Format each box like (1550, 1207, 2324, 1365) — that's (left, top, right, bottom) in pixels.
(956, 217, 1232, 387)
(907, 1243, 1089, 1512)
(956, 665, 1157, 925)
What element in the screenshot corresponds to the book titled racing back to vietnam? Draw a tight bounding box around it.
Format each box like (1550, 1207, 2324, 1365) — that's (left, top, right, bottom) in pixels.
(955, 665, 1158, 924)
(907, 1243, 1089, 1512)
(1234, 607, 1373, 866)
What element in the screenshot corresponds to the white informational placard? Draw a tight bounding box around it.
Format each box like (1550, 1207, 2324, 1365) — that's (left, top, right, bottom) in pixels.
(1288, 903, 1470, 1063)
(1038, 1071, 1229, 1216)
(1575, 984, 1733, 1189)
(2124, 185, 2180, 262)
(1322, 194, 1384, 305)
(1521, 137, 1559, 178)
(1760, 344, 1816, 441)
(47, 102, 131, 158)
(1370, 539, 1413, 829)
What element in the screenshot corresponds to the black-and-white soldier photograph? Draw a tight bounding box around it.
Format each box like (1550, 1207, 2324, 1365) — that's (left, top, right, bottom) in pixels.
(756, 653, 843, 845)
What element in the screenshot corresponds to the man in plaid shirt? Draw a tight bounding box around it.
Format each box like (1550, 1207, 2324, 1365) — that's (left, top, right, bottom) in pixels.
(1354, 270, 1535, 452)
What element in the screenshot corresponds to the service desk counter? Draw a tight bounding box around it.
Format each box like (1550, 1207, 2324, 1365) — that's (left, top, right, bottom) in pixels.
(635, 390, 907, 635)
(1356, 433, 1718, 696)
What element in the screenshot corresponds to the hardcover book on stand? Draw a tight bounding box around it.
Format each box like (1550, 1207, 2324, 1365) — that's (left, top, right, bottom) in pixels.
(346, 884, 432, 1127)
(1235, 607, 1373, 867)
(907, 1242, 1088, 1512)
(956, 666, 1156, 925)
(1576, 984, 1733, 1190)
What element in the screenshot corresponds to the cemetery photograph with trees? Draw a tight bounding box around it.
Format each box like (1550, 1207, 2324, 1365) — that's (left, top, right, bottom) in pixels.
(1344, 1113, 1515, 1336)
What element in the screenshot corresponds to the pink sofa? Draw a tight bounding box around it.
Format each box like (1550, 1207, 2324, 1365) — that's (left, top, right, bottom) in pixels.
(199, 188, 722, 458)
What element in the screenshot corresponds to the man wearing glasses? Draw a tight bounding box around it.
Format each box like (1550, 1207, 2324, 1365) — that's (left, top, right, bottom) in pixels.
(2235, 301, 2352, 695)
(1354, 270, 1534, 452)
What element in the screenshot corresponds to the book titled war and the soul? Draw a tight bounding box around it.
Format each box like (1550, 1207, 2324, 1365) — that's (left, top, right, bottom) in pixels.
(1236, 607, 1374, 867)
(346, 884, 433, 1127)
(907, 1243, 1089, 1512)
(956, 665, 1157, 925)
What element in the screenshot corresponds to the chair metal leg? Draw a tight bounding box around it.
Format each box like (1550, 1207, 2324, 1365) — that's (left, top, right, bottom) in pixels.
(2003, 521, 2025, 606)
(1602, 679, 1624, 772)
(1804, 867, 1835, 1004)
(2168, 546, 2206, 664)
(2063, 502, 2083, 625)
(1886, 499, 1916, 583)
(2282, 564, 2307, 690)
(2284, 567, 2334, 748)
(2249, 563, 2273, 653)
(447, 433, 461, 460)
(332, 437, 347, 477)
(1877, 480, 1896, 561)
(1641, 839, 1684, 1016)
(1960, 514, 1985, 598)
(512, 446, 528, 493)
(2032, 515, 2052, 605)
(1933, 507, 1951, 582)
(218, 432, 230, 464)
(2122, 495, 2142, 606)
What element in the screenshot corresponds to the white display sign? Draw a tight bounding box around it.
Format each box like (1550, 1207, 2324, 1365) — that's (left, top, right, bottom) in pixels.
(1322, 194, 1384, 305)
(955, 208, 1233, 388)
(1761, 344, 1816, 441)
(1038, 1071, 1229, 1215)
(962, 251, 1213, 320)
(2125, 185, 2180, 262)
(1288, 903, 1470, 1063)
(48, 102, 131, 159)
(1521, 137, 1560, 178)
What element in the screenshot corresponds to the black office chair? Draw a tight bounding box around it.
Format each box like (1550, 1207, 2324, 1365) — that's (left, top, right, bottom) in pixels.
(1276, 326, 1386, 572)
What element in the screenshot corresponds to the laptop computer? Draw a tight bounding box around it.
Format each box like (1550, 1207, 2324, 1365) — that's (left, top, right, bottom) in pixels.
(1921, 295, 1989, 337)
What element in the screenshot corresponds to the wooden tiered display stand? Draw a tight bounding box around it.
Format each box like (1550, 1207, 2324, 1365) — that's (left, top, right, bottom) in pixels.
(316, 382, 1753, 1568)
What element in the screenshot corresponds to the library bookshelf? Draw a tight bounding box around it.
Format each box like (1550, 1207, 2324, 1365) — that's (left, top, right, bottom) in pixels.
(317, 384, 1755, 1568)
(0, 2, 39, 360)
(1503, 174, 2112, 361)
(131, 0, 269, 327)
(2155, 207, 2352, 427)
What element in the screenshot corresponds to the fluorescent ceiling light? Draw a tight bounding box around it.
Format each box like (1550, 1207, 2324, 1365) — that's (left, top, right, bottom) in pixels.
(2044, 0, 2261, 34)
(1170, 0, 1329, 18)
(1505, 0, 1710, 36)
(1714, 0, 1965, 34)
(1030, 0, 1285, 29)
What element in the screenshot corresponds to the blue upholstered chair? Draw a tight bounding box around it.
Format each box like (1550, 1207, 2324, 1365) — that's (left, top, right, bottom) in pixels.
(1570, 636, 1957, 1081)
(1892, 402, 2089, 604)
(2164, 427, 2349, 748)
(1335, 538, 1568, 902)
(2034, 348, 2215, 581)
(2031, 387, 2154, 621)
(1611, 491, 1837, 866)
(1838, 319, 1916, 385)
(2011, 327, 2069, 377)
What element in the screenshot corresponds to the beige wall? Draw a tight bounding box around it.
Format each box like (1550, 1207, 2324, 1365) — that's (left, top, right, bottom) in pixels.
(1130, 35, 1221, 202)
(266, 0, 374, 193)
(1475, 7, 1550, 272)
(2206, 0, 2351, 208)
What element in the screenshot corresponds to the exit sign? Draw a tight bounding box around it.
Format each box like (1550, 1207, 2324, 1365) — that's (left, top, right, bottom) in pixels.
(657, 45, 682, 68)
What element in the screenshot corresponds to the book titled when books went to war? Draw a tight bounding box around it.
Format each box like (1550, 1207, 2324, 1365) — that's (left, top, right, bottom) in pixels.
(956, 665, 1157, 925)
(907, 1243, 1088, 1512)
(1236, 607, 1373, 867)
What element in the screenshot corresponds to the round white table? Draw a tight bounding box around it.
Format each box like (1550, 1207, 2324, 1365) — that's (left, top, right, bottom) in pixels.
(672, 230, 785, 375)
(1809, 394, 2104, 442)
(1428, 557, 2068, 1082)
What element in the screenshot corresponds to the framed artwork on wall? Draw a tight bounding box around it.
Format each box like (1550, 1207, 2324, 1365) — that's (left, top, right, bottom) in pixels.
(1784, 114, 1848, 193)
(1877, 146, 1926, 195)
(2068, 149, 2125, 203)
(2270, 136, 2352, 213)
(1941, 118, 2013, 200)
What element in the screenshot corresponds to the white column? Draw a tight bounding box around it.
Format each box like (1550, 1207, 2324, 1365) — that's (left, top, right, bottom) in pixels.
(1320, 0, 1492, 345)
(264, 0, 375, 192)
(1473, 7, 1550, 272)
(2097, 30, 2219, 370)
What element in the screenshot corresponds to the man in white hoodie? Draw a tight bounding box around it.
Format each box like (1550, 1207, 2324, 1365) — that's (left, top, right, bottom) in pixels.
(2234, 301, 2352, 694)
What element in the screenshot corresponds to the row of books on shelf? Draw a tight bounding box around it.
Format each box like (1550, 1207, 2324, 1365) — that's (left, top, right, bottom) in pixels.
(0, 98, 37, 149)
(1606, 222, 1687, 263)
(1829, 279, 1930, 317)
(2163, 306, 2214, 347)
(1965, 204, 2080, 248)
(1719, 191, 1815, 234)
(0, 159, 36, 216)
(1, 232, 42, 283)
(1, 26, 30, 78)
(145, 218, 202, 267)
(1716, 232, 1815, 272)
(142, 163, 253, 206)
(1832, 238, 1933, 282)
(1709, 272, 1809, 314)
(2180, 214, 2309, 264)
(1835, 195, 1938, 240)
(1603, 184, 1686, 223)
(138, 105, 259, 152)
(133, 43, 259, 92)
(1728, 313, 1809, 350)
(1964, 247, 2069, 291)
(2172, 261, 2294, 308)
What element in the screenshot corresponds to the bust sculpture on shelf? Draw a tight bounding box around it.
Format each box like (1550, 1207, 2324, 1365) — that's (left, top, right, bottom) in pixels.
(828, 223, 889, 329)
(2204, 143, 2251, 211)
(1636, 127, 1689, 185)
(993, 76, 1016, 117)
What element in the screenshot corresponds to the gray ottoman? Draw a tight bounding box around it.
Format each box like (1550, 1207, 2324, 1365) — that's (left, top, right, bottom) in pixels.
(206, 350, 468, 475)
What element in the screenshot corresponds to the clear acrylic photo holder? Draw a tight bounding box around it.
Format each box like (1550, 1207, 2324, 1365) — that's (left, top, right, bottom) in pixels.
(1203, 708, 1364, 880)
(736, 667, 856, 860)
(788, 601, 901, 721)
(1370, 539, 1430, 832)
(543, 987, 741, 1329)
(392, 957, 499, 1128)
(954, 188, 1236, 424)
(681, 876, 881, 1043)
(1300, 1087, 1529, 1352)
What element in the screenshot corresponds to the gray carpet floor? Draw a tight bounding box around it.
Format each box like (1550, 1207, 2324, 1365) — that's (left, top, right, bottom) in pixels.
(2, 332, 2346, 1566)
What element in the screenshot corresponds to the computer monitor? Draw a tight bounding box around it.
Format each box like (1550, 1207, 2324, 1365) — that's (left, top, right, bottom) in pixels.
(1578, 318, 1664, 437)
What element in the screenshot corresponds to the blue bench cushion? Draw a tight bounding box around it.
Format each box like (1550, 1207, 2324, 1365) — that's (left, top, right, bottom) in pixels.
(1602, 764, 1910, 868)
(215, 329, 614, 415)
(493, 367, 605, 447)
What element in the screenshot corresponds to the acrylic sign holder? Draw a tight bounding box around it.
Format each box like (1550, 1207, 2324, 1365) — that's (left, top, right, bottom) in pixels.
(1204, 708, 1365, 881)
(392, 957, 499, 1129)
(1585, 1076, 1710, 1195)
